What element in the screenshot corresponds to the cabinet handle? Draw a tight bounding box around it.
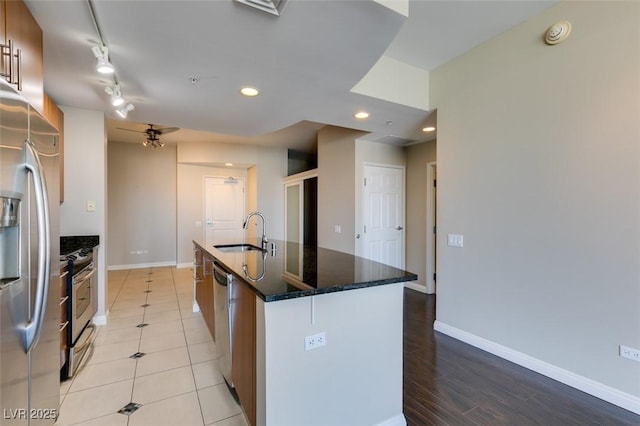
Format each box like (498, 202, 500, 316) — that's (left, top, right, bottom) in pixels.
(59, 321, 69, 332)
(59, 296, 69, 306)
(0, 40, 13, 83)
(15, 48, 22, 91)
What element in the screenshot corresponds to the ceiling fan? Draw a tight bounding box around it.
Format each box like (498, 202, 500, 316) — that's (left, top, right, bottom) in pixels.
(117, 124, 179, 148)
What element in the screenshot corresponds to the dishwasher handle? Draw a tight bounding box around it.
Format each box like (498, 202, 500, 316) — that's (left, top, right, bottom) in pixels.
(213, 262, 232, 287)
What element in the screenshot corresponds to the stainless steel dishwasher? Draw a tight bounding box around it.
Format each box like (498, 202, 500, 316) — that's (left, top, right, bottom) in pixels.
(213, 261, 235, 391)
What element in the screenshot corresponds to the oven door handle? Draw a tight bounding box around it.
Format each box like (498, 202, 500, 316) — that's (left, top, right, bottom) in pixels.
(19, 140, 51, 354)
(74, 267, 96, 284)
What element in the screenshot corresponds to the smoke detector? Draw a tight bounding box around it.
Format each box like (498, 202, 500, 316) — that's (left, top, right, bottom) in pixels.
(545, 21, 571, 45)
(234, 0, 287, 16)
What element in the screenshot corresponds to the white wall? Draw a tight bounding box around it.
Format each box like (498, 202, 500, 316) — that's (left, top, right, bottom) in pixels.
(59, 106, 108, 321)
(430, 1, 640, 411)
(107, 142, 177, 269)
(258, 283, 405, 426)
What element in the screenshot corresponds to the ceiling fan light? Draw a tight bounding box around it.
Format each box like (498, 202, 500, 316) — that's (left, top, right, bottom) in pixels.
(116, 103, 135, 118)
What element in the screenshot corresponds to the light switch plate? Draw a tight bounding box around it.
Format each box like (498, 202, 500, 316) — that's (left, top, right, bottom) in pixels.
(87, 200, 96, 212)
(447, 234, 464, 247)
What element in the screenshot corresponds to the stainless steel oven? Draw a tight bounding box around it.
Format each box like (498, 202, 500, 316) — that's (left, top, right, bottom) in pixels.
(61, 246, 98, 378)
(70, 261, 95, 343)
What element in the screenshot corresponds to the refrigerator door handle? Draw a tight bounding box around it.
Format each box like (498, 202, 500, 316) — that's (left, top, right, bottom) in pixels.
(19, 140, 51, 353)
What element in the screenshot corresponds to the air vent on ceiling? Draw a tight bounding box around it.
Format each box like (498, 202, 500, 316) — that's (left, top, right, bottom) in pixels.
(374, 135, 415, 147)
(234, 0, 287, 16)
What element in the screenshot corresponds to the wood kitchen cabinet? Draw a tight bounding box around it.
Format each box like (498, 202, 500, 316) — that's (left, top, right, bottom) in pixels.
(195, 250, 215, 339)
(2, 0, 44, 112)
(43, 93, 64, 202)
(231, 279, 256, 426)
(0, 0, 5, 45)
(59, 267, 69, 370)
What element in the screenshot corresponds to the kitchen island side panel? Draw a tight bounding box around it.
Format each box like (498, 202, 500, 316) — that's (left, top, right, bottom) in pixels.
(259, 282, 405, 426)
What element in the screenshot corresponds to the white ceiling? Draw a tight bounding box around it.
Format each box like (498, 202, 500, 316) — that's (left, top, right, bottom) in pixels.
(26, 0, 556, 153)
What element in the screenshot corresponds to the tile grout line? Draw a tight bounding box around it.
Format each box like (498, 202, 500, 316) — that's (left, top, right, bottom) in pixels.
(173, 267, 209, 426)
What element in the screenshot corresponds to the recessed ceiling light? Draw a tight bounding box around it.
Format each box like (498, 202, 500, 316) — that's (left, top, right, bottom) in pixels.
(240, 87, 259, 97)
(225, 163, 233, 167)
(422, 126, 436, 132)
(354, 111, 369, 119)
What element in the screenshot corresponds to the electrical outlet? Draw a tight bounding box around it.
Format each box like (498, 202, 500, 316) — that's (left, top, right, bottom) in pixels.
(447, 234, 464, 247)
(304, 332, 326, 351)
(619, 345, 640, 362)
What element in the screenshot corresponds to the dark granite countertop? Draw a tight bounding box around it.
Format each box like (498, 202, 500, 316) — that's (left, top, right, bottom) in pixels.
(60, 235, 100, 255)
(194, 239, 417, 302)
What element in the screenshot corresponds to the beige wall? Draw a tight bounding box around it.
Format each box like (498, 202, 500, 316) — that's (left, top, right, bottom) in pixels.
(176, 141, 287, 265)
(317, 126, 362, 253)
(176, 163, 248, 266)
(318, 127, 410, 262)
(107, 142, 177, 268)
(404, 141, 437, 289)
(430, 0, 639, 402)
(106, 139, 286, 269)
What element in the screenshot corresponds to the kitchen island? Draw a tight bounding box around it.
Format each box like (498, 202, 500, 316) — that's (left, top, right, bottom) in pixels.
(193, 239, 417, 426)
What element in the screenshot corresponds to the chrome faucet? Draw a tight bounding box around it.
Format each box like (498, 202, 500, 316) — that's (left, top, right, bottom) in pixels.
(243, 211, 268, 249)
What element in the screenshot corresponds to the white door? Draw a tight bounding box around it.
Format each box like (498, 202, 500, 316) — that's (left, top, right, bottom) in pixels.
(204, 177, 245, 248)
(362, 165, 405, 269)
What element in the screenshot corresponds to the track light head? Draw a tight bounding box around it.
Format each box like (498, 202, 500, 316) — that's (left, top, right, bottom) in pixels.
(105, 84, 124, 106)
(116, 103, 135, 118)
(91, 45, 114, 74)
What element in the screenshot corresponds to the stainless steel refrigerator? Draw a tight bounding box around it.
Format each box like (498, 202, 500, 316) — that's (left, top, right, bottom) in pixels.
(0, 79, 60, 425)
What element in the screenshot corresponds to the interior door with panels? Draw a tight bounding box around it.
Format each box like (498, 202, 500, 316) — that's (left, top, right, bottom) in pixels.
(204, 176, 245, 248)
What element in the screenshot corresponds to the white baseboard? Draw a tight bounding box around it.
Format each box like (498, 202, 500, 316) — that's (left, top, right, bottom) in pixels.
(404, 282, 427, 294)
(434, 321, 640, 415)
(108, 261, 176, 271)
(375, 414, 406, 426)
(176, 262, 192, 269)
(193, 301, 200, 313)
(92, 314, 107, 326)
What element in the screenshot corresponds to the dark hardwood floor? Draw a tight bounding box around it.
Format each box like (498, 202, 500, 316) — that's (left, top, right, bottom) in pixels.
(402, 288, 640, 425)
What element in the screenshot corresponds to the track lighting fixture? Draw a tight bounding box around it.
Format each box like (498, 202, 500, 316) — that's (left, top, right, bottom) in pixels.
(91, 45, 114, 74)
(104, 84, 124, 106)
(116, 103, 135, 118)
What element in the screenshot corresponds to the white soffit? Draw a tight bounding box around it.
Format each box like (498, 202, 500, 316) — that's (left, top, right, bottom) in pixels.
(351, 55, 429, 111)
(374, 0, 409, 17)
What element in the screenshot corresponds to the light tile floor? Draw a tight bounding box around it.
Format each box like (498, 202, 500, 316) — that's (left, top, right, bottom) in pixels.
(56, 267, 248, 426)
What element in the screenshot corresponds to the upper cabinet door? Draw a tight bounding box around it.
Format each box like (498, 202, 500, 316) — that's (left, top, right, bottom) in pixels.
(0, 0, 6, 45)
(5, 0, 43, 113)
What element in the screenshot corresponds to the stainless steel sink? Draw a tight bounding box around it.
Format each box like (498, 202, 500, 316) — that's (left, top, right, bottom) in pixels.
(214, 244, 265, 253)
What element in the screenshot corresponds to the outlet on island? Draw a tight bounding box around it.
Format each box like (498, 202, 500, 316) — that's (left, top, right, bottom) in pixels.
(305, 332, 326, 351)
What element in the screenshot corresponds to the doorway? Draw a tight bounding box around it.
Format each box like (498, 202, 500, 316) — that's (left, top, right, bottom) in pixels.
(426, 162, 437, 294)
(362, 164, 405, 269)
(203, 176, 245, 248)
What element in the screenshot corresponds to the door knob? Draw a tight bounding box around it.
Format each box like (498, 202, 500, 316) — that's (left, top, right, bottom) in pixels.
(396, 226, 404, 230)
